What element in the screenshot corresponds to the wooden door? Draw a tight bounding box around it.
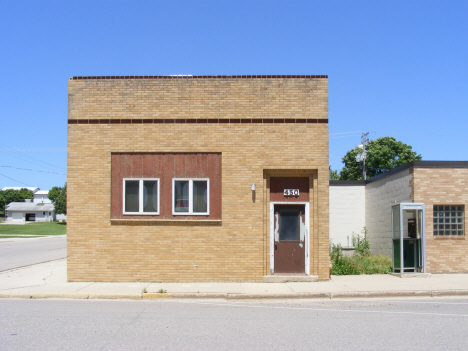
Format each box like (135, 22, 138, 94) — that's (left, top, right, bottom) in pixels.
(274, 205, 305, 273)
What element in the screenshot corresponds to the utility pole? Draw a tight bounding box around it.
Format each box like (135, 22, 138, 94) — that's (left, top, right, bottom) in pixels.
(361, 132, 369, 180)
(355, 132, 369, 180)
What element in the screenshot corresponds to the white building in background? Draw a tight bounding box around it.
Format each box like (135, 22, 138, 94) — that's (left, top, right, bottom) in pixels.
(6, 200, 55, 222)
(33, 190, 52, 204)
(4, 189, 67, 222)
(329, 180, 366, 251)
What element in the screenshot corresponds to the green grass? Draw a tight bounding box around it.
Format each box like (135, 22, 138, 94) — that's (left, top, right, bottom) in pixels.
(0, 222, 66, 235)
(0, 235, 47, 239)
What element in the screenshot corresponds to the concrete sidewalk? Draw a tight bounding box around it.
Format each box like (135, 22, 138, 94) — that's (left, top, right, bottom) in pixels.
(1, 258, 468, 300)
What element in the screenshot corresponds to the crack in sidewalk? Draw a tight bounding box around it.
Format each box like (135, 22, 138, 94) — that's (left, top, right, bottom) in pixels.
(75, 282, 95, 292)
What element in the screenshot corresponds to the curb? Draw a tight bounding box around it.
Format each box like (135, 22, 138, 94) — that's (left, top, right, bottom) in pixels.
(1, 290, 468, 300)
(0, 293, 142, 300)
(142, 293, 173, 299)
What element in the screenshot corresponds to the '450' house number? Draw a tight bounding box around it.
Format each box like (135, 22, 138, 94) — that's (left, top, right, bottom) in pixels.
(283, 189, 300, 196)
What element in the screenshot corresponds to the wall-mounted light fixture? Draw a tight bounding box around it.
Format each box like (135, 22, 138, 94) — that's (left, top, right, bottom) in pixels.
(251, 184, 256, 191)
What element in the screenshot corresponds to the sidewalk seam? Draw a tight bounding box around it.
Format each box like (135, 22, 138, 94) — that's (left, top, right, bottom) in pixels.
(0, 258, 67, 274)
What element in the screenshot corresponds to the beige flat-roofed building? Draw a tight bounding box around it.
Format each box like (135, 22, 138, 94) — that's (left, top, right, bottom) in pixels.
(330, 161, 468, 274)
(67, 75, 330, 282)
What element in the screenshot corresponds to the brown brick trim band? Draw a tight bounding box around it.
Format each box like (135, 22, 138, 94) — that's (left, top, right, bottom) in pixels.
(69, 118, 328, 125)
(70, 75, 327, 80)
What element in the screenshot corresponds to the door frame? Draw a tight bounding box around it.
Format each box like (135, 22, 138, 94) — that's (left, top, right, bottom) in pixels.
(269, 201, 310, 275)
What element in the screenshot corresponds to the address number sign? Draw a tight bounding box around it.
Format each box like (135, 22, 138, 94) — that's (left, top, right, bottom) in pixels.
(283, 189, 300, 196)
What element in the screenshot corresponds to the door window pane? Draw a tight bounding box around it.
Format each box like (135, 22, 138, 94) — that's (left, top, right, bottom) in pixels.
(280, 210, 299, 241)
(393, 206, 400, 240)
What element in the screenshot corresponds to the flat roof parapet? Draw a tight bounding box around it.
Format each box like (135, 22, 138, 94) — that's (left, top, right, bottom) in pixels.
(70, 75, 328, 80)
(330, 161, 468, 186)
(329, 180, 366, 186)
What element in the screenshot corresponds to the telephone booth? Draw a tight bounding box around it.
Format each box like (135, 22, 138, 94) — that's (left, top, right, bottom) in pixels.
(392, 203, 426, 273)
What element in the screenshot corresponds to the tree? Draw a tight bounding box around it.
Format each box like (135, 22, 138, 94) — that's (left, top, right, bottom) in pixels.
(339, 136, 422, 180)
(47, 186, 62, 203)
(329, 169, 340, 180)
(0, 188, 34, 213)
(18, 188, 34, 201)
(54, 183, 67, 215)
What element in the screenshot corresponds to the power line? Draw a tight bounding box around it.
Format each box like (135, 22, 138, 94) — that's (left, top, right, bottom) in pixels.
(7, 148, 66, 152)
(0, 173, 33, 187)
(330, 134, 362, 139)
(0, 165, 66, 176)
(372, 131, 460, 138)
(0, 143, 66, 171)
(329, 131, 362, 136)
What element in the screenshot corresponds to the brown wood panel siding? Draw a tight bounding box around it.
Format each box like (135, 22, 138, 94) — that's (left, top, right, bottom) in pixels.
(111, 153, 222, 220)
(153, 154, 164, 178)
(270, 177, 309, 202)
(197, 153, 208, 177)
(174, 154, 185, 177)
(186, 154, 197, 178)
(110, 154, 122, 218)
(121, 154, 132, 178)
(162, 154, 175, 218)
(131, 154, 142, 177)
(208, 153, 222, 219)
(142, 154, 153, 178)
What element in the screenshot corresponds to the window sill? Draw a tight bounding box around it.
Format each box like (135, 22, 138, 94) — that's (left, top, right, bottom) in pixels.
(433, 236, 465, 240)
(111, 219, 222, 226)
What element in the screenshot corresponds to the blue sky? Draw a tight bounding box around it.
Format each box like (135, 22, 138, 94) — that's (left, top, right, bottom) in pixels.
(1, 0, 467, 190)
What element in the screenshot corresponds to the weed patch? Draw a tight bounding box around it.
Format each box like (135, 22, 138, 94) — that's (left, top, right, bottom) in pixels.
(330, 227, 392, 275)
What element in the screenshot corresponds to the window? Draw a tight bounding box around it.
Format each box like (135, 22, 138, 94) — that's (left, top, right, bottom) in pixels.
(433, 205, 464, 236)
(173, 179, 209, 215)
(112, 153, 221, 220)
(123, 178, 160, 215)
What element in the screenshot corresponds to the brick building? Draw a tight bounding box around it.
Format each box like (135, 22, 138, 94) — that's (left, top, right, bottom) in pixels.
(330, 161, 468, 273)
(67, 75, 330, 282)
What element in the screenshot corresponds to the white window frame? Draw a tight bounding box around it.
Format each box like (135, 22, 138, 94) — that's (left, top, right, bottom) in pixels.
(123, 178, 160, 215)
(172, 178, 210, 215)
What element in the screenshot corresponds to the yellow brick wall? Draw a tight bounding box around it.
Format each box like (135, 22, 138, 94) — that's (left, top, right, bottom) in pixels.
(67, 77, 329, 282)
(68, 77, 328, 121)
(413, 167, 468, 273)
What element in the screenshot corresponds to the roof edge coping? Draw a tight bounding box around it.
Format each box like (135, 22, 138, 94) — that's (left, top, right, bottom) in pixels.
(69, 75, 328, 80)
(365, 160, 468, 184)
(329, 180, 366, 186)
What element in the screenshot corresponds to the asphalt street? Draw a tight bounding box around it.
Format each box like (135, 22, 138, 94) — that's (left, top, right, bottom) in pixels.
(0, 236, 66, 272)
(2, 297, 468, 350)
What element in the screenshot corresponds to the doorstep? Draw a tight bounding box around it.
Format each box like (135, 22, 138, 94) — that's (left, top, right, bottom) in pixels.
(263, 275, 319, 283)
